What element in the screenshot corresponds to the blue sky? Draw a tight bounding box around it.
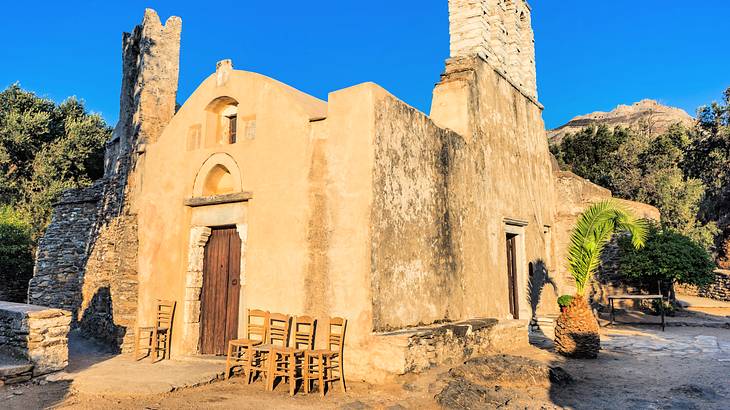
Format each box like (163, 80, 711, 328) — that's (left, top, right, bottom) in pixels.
(0, 1, 727, 129)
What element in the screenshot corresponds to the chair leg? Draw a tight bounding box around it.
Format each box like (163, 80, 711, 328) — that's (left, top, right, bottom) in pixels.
(133, 328, 140, 361)
(318, 355, 325, 398)
(166, 331, 171, 360)
(267, 352, 278, 392)
(150, 328, 158, 362)
(225, 343, 233, 380)
(288, 353, 296, 397)
(303, 354, 310, 394)
(339, 358, 346, 392)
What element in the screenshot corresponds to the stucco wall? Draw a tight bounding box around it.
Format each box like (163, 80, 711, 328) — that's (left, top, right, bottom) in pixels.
(431, 56, 558, 321)
(370, 96, 461, 331)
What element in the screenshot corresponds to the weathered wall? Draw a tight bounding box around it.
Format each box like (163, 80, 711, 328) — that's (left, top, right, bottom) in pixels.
(29, 184, 104, 316)
(371, 96, 462, 330)
(30, 9, 180, 352)
(677, 270, 730, 302)
(78, 215, 139, 352)
(431, 55, 557, 321)
(0, 301, 71, 378)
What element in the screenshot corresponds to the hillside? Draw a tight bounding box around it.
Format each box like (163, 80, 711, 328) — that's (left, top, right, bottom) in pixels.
(548, 99, 695, 143)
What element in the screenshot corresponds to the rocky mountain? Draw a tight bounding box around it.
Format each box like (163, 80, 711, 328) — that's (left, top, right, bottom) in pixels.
(548, 99, 695, 143)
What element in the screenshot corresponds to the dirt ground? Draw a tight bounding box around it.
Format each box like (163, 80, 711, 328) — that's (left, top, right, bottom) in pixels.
(2, 324, 729, 409)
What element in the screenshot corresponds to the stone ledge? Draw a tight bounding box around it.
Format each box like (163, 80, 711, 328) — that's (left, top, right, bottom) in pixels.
(370, 318, 529, 376)
(184, 192, 253, 207)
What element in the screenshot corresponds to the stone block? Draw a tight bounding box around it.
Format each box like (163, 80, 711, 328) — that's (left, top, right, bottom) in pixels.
(185, 301, 201, 323)
(185, 286, 201, 301)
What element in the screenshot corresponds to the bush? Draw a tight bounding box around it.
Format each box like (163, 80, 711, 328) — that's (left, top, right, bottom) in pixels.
(618, 221, 715, 297)
(557, 295, 574, 308)
(0, 206, 34, 301)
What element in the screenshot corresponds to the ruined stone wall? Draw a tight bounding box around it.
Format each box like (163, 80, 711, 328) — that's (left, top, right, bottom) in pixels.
(676, 270, 730, 302)
(29, 184, 104, 316)
(78, 215, 139, 353)
(0, 301, 71, 378)
(30, 9, 180, 352)
(371, 95, 463, 331)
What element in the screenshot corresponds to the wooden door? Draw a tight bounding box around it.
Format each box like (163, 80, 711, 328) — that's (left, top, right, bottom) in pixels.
(200, 227, 241, 355)
(506, 234, 519, 319)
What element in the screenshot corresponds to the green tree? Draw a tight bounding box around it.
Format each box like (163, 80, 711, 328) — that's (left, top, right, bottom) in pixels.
(0, 84, 110, 239)
(551, 121, 718, 250)
(552, 125, 630, 189)
(618, 221, 716, 301)
(683, 87, 730, 262)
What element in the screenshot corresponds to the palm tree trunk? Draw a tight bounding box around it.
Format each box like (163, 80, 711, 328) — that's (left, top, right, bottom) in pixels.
(555, 296, 600, 359)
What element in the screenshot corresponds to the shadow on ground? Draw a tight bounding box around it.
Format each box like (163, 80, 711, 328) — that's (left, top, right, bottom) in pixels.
(0, 330, 116, 410)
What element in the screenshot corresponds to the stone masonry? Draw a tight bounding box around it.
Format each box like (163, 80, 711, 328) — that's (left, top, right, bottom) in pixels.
(375, 319, 528, 376)
(29, 183, 104, 317)
(449, 0, 537, 98)
(29, 9, 181, 353)
(677, 270, 730, 302)
(0, 301, 71, 380)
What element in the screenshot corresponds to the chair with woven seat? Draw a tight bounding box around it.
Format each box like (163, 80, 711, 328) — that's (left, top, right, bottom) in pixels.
(267, 316, 316, 395)
(245, 312, 291, 384)
(304, 317, 347, 396)
(133, 300, 176, 362)
(225, 309, 269, 380)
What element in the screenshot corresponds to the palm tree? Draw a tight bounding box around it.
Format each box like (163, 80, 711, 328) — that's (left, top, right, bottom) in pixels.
(555, 200, 647, 358)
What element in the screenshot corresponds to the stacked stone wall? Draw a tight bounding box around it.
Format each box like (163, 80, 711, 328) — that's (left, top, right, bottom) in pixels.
(78, 214, 139, 353)
(0, 301, 71, 379)
(29, 183, 104, 316)
(676, 270, 730, 302)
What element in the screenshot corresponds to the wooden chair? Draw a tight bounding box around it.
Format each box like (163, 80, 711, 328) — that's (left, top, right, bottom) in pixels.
(304, 317, 347, 396)
(225, 309, 269, 380)
(245, 312, 291, 384)
(133, 300, 176, 362)
(267, 316, 316, 396)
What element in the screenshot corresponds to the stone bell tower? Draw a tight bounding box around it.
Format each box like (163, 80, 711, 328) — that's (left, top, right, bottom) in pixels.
(447, 0, 537, 99)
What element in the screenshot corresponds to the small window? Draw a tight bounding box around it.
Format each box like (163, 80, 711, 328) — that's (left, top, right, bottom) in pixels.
(227, 115, 237, 144)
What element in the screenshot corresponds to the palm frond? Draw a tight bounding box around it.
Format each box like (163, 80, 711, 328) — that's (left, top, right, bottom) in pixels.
(567, 200, 646, 296)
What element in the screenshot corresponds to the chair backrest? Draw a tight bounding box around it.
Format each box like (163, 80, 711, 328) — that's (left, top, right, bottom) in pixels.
(155, 300, 176, 329)
(246, 309, 269, 342)
(268, 313, 291, 347)
(292, 316, 316, 350)
(327, 317, 347, 354)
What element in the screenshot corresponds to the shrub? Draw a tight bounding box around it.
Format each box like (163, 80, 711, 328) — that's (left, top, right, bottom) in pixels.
(557, 295, 574, 308)
(0, 206, 34, 301)
(618, 221, 715, 298)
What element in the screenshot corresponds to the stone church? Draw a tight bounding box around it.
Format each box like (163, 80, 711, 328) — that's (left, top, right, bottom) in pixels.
(29, 1, 657, 381)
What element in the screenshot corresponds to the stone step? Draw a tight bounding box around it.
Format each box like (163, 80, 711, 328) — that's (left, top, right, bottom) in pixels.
(0, 356, 34, 385)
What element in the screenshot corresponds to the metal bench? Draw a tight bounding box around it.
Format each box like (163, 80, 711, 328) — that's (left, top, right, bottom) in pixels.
(608, 294, 665, 331)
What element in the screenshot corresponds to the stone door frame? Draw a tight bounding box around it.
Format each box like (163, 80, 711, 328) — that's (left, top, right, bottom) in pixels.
(182, 223, 248, 355)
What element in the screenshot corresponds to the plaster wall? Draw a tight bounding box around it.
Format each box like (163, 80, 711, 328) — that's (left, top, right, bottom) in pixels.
(431, 56, 557, 322)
